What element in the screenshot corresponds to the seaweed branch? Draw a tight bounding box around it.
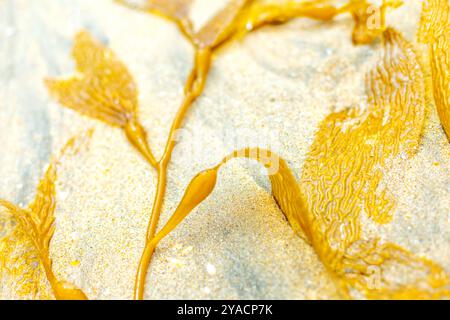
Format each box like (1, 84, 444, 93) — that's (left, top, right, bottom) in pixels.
(114, 0, 403, 300)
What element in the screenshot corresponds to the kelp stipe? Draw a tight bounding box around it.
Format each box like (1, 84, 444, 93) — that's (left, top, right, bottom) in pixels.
(142, 148, 312, 263)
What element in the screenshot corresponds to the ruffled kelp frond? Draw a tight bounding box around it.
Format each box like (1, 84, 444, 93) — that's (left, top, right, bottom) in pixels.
(418, 0, 450, 142)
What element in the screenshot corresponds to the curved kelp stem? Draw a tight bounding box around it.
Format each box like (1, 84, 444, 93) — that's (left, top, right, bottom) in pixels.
(136, 148, 313, 281)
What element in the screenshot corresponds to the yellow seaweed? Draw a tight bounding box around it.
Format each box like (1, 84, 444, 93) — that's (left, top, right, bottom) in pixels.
(112, 0, 405, 300)
(299, 28, 449, 299)
(46, 31, 157, 168)
(38, 0, 447, 300)
(137, 28, 449, 299)
(0, 212, 52, 299)
(0, 132, 92, 300)
(302, 27, 426, 236)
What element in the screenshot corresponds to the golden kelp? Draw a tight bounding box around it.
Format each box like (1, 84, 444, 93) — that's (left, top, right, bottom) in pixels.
(138, 29, 449, 299)
(0, 133, 91, 300)
(239, 0, 400, 42)
(117, 0, 400, 105)
(302, 27, 426, 244)
(0, 212, 52, 299)
(300, 28, 448, 299)
(419, 0, 450, 142)
(113, 0, 404, 299)
(39, 0, 448, 300)
(46, 32, 158, 168)
(45, 30, 165, 299)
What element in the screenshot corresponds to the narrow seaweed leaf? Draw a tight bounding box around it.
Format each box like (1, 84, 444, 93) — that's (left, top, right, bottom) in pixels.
(234, 0, 404, 46)
(45, 31, 157, 167)
(46, 31, 137, 127)
(239, 0, 340, 34)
